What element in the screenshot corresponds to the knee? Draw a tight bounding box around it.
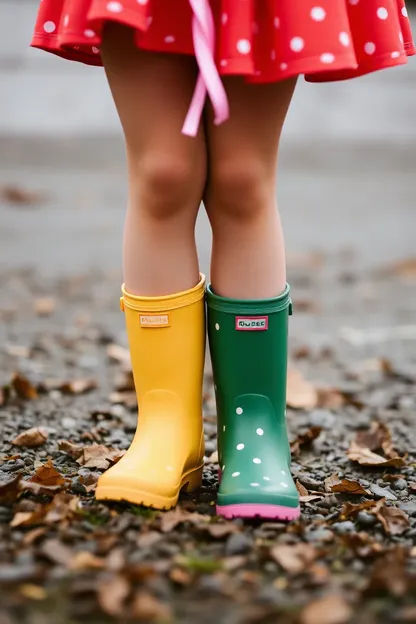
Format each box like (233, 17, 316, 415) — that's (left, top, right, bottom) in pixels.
(132, 153, 202, 221)
(207, 159, 272, 223)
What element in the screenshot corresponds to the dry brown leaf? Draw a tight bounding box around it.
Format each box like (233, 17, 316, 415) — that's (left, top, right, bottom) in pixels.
(290, 427, 322, 456)
(20, 481, 62, 497)
(347, 440, 406, 469)
(10, 508, 46, 528)
(114, 370, 135, 392)
(97, 574, 130, 617)
(107, 344, 131, 368)
(340, 498, 385, 520)
(0, 385, 10, 406)
(300, 594, 352, 624)
(296, 480, 309, 497)
(30, 458, 66, 487)
(160, 507, 209, 533)
(355, 421, 396, 458)
(383, 257, 416, 279)
(33, 297, 56, 317)
(44, 493, 79, 524)
(376, 506, 410, 536)
(270, 543, 318, 574)
(11, 373, 38, 400)
(80, 472, 100, 493)
(70, 551, 106, 570)
(76, 444, 125, 470)
(300, 495, 324, 503)
(202, 523, 239, 539)
(60, 379, 97, 395)
(22, 527, 47, 546)
(169, 567, 192, 585)
(109, 391, 137, 408)
(293, 299, 320, 313)
(0, 474, 21, 504)
(366, 547, 409, 597)
(317, 387, 345, 410)
(40, 538, 73, 565)
(12, 427, 48, 448)
(0, 185, 45, 205)
(131, 592, 172, 622)
(58, 440, 83, 460)
(409, 482, 416, 492)
(287, 369, 318, 410)
(19, 585, 47, 600)
(325, 474, 370, 496)
(341, 531, 384, 559)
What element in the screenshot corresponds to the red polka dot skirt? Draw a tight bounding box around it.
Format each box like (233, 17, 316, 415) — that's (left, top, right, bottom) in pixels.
(32, 0, 415, 82)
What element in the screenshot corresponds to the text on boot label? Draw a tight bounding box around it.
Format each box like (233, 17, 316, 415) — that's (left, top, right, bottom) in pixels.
(140, 314, 170, 328)
(236, 316, 269, 331)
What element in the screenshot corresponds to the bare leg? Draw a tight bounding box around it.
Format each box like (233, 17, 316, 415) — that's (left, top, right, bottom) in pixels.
(101, 25, 207, 296)
(204, 77, 297, 299)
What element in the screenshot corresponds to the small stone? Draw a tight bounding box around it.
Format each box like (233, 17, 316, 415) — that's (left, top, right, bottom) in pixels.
(398, 501, 416, 516)
(71, 477, 87, 495)
(359, 479, 371, 487)
(225, 532, 253, 555)
(297, 475, 322, 490)
(305, 528, 334, 543)
(309, 410, 335, 429)
(2, 460, 25, 472)
(24, 457, 33, 466)
(204, 440, 217, 455)
(393, 479, 407, 491)
(198, 575, 224, 595)
(357, 511, 377, 527)
(332, 521, 355, 535)
(370, 484, 397, 501)
(62, 417, 76, 429)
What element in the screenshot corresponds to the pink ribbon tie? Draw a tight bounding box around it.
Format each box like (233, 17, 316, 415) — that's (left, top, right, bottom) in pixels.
(182, 0, 230, 137)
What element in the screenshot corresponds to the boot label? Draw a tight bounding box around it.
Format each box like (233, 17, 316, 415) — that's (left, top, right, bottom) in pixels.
(140, 314, 170, 328)
(236, 316, 269, 331)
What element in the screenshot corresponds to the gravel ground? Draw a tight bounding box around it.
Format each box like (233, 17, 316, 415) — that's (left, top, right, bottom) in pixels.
(0, 245, 415, 624)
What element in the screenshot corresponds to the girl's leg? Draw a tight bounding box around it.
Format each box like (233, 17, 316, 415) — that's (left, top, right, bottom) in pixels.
(100, 24, 206, 295)
(204, 77, 297, 300)
(204, 77, 300, 520)
(96, 26, 207, 510)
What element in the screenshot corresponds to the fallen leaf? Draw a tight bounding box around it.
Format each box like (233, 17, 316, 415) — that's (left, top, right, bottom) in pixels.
(169, 567, 192, 585)
(398, 607, 416, 622)
(131, 592, 172, 622)
(58, 440, 83, 460)
(300, 495, 324, 503)
(355, 421, 396, 459)
(340, 499, 385, 520)
(202, 523, 239, 539)
(300, 594, 351, 624)
(19, 585, 47, 600)
(114, 370, 135, 392)
(70, 551, 105, 570)
(40, 538, 73, 566)
(12, 427, 48, 448)
(325, 474, 370, 496)
(60, 379, 97, 395)
(366, 547, 409, 597)
(97, 574, 130, 617)
(19, 481, 62, 497)
(107, 344, 131, 368)
(270, 543, 318, 574)
(11, 373, 38, 400)
(317, 387, 345, 410)
(109, 391, 137, 408)
(0, 385, 10, 406)
(290, 427, 322, 456)
(287, 369, 318, 410)
(341, 532, 384, 559)
(409, 483, 416, 492)
(10, 509, 46, 528)
(33, 297, 56, 317)
(30, 458, 66, 487)
(76, 444, 125, 470)
(347, 440, 406, 469)
(0, 474, 22, 503)
(296, 480, 309, 497)
(80, 472, 100, 493)
(376, 506, 410, 536)
(22, 527, 47, 546)
(0, 185, 45, 205)
(293, 299, 320, 313)
(160, 507, 208, 533)
(44, 493, 79, 524)
(382, 257, 416, 279)
(205, 450, 218, 464)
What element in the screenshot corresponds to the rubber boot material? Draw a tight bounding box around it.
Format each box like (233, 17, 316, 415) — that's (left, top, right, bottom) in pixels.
(207, 284, 300, 520)
(96, 275, 206, 510)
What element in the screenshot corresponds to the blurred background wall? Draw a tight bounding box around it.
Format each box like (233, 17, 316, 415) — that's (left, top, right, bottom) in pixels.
(1, 0, 415, 279)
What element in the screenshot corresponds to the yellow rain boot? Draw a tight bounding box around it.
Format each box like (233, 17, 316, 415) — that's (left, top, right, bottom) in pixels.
(96, 275, 206, 509)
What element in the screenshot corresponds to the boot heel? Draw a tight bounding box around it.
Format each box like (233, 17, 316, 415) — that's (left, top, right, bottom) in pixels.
(182, 466, 203, 493)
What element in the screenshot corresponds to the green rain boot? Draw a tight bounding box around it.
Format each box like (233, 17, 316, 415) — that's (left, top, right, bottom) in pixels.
(206, 284, 300, 520)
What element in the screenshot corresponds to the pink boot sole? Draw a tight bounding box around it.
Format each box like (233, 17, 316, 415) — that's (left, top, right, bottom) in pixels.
(216, 503, 300, 521)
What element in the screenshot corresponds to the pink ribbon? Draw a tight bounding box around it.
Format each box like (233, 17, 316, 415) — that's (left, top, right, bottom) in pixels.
(182, 0, 230, 136)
